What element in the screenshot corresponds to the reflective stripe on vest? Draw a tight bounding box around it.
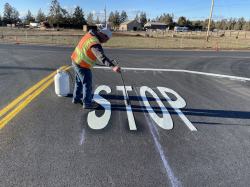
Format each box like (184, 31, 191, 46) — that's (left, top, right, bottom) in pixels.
(71, 34, 100, 69)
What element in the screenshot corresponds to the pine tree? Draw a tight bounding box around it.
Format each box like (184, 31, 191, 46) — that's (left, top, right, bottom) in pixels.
(162, 13, 173, 25)
(120, 10, 128, 23)
(108, 12, 114, 28)
(95, 15, 100, 24)
(158, 15, 163, 22)
(36, 8, 46, 22)
(11, 7, 20, 25)
(134, 14, 139, 22)
(234, 17, 245, 30)
(26, 10, 34, 24)
(86, 13, 94, 25)
(243, 20, 250, 31)
(73, 6, 86, 28)
(177, 16, 187, 26)
(113, 11, 120, 28)
(155, 16, 159, 22)
(48, 0, 65, 26)
(227, 18, 236, 30)
(140, 12, 147, 27)
(3, 3, 12, 22)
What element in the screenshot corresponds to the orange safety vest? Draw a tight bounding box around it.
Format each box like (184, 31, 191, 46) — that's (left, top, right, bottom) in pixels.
(71, 33, 101, 69)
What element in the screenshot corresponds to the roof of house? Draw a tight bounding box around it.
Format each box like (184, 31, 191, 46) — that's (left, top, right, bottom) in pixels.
(120, 20, 139, 25)
(145, 22, 167, 26)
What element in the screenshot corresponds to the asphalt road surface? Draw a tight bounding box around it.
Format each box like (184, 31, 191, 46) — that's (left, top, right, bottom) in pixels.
(0, 43, 250, 187)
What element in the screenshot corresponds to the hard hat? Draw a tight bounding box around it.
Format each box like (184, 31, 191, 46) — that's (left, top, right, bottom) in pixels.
(99, 28, 112, 39)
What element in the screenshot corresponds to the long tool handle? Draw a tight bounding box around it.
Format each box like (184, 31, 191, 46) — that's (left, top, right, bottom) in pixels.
(113, 60, 130, 105)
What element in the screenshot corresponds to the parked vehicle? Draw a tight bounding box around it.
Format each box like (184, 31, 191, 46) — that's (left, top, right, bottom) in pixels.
(30, 23, 41, 28)
(174, 26, 189, 32)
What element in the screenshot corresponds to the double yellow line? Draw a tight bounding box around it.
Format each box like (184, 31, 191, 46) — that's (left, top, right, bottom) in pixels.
(0, 66, 72, 130)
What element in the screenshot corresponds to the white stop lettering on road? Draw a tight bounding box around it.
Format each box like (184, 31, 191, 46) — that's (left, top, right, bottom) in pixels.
(117, 86, 137, 130)
(87, 85, 111, 130)
(140, 86, 173, 130)
(157, 87, 197, 131)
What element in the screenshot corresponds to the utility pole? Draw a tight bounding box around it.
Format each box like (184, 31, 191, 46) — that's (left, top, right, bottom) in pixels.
(104, 5, 106, 27)
(206, 0, 214, 41)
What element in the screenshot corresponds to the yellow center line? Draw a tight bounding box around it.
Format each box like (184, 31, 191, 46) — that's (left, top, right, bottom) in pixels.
(0, 66, 72, 130)
(0, 66, 66, 118)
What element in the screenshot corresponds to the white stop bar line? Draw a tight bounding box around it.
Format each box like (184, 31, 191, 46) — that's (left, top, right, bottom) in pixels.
(94, 67, 250, 81)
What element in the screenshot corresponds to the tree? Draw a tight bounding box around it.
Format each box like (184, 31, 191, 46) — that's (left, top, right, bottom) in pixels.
(177, 16, 187, 26)
(140, 12, 147, 27)
(108, 11, 114, 27)
(73, 6, 86, 28)
(95, 15, 100, 24)
(148, 18, 150, 22)
(86, 13, 94, 25)
(3, 3, 12, 23)
(120, 10, 128, 23)
(186, 19, 192, 27)
(234, 17, 245, 30)
(243, 20, 250, 31)
(26, 10, 35, 24)
(36, 8, 46, 22)
(158, 15, 163, 22)
(162, 13, 173, 25)
(113, 11, 120, 28)
(155, 16, 159, 22)
(221, 19, 228, 30)
(203, 19, 215, 30)
(48, 0, 65, 26)
(134, 14, 139, 22)
(11, 7, 20, 25)
(227, 17, 236, 30)
(215, 19, 228, 30)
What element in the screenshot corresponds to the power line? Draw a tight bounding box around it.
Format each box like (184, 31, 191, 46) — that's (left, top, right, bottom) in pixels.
(171, 3, 250, 14)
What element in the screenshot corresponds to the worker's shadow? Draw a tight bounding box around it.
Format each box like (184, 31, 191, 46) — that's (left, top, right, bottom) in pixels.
(66, 93, 167, 114)
(94, 94, 170, 116)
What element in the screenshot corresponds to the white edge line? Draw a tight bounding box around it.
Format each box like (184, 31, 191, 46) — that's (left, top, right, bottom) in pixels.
(93, 67, 250, 81)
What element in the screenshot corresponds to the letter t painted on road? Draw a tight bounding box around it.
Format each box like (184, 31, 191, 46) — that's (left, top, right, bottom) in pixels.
(117, 86, 137, 130)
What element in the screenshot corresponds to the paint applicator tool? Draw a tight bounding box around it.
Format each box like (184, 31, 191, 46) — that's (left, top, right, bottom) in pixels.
(112, 60, 130, 106)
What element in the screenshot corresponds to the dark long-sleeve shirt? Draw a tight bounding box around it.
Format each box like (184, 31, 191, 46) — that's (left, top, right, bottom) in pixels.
(88, 30, 115, 68)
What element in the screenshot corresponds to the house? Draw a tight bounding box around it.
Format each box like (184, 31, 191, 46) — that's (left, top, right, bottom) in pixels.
(119, 20, 141, 31)
(144, 22, 167, 30)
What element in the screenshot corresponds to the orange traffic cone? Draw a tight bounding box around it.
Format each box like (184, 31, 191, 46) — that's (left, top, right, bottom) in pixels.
(15, 35, 19, 44)
(216, 43, 219, 51)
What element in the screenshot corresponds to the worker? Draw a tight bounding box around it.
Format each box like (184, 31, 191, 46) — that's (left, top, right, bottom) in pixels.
(71, 28, 121, 109)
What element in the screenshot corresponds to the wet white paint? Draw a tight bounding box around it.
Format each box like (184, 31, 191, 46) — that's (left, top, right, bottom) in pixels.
(79, 129, 85, 145)
(140, 86, 173, 130)
(117, 86, 137, 130)
(134, 88, 182, 187)
(87, 85, 197, 132)
(157, 87, 197, 131)
(87, 85, 111, 130)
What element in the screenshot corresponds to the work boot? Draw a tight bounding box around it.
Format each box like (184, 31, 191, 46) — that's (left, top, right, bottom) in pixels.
(83, 102, 99, 109)
(72, 100, 82, 104)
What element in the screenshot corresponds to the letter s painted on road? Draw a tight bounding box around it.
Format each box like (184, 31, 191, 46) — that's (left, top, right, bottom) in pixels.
(87, 85, 111, 130)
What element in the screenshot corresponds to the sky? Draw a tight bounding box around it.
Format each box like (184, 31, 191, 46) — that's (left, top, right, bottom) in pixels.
(0, 0, 249, 22)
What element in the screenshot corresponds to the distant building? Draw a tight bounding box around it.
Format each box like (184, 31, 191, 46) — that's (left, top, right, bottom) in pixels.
(119, 20, 141, 31)
(20, 19, 26, 24)
(144, 22, 167, 30)
(96, 24, 105, 29)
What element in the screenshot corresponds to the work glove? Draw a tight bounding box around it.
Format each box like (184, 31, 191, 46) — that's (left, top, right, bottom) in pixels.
(113, 66, 121, 73)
